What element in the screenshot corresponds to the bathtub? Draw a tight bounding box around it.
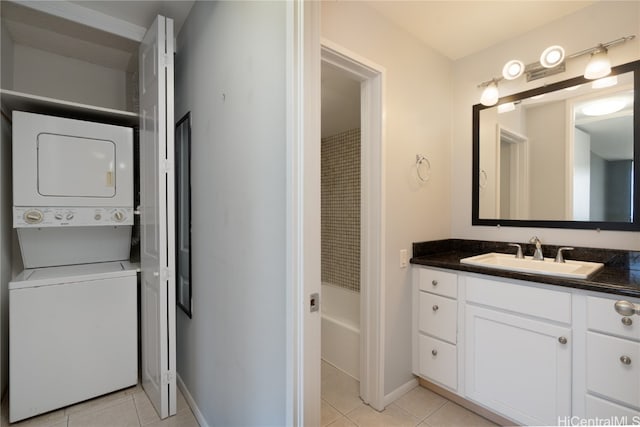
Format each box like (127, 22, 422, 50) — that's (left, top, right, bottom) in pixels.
(321, 283, 360, 380)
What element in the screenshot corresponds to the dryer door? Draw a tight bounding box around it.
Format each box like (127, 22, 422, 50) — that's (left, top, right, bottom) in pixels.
(38, 133, 116, 198)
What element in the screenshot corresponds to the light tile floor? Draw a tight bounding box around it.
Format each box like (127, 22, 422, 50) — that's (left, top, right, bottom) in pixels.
(0, 384, 199, 427)
(322, 361, 499, 427)
(1, 363, 498, 427)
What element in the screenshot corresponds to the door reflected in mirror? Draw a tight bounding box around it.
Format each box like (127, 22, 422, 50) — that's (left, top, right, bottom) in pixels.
(473, 60, 639, 230)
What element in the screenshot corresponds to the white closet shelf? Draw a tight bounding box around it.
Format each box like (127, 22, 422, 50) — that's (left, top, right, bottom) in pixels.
(0, 89, 139, 127)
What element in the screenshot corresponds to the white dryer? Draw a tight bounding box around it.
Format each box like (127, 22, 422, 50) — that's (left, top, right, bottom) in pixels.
(9, 261, 138, 422)
(12, 111, 134, 268)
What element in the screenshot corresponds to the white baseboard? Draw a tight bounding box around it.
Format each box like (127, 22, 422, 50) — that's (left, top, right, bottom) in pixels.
(177, 373, 209, 427)
(383, 378, 418, 407)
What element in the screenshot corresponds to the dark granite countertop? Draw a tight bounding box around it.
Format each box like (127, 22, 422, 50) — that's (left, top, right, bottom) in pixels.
(411, 239, 640, 299)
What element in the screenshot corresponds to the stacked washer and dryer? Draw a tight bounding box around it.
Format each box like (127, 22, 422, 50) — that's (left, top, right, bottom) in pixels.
(9, 111, 138, 422)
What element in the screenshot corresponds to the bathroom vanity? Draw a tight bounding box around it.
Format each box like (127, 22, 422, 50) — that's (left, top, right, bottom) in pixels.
(411, 239, 640, 426)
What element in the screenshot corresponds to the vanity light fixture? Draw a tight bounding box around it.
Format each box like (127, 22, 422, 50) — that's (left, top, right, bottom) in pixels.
(480, 80, 500, 106)
(477, 35, 635, 106)
(584, 46, 611, 79)
(540, 45, 565, 68)
(502, 60, 524, 80)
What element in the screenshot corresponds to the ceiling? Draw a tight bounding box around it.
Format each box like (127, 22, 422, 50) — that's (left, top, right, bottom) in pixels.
(365, 1, 596, 60)
(1, 1, 195, 72)
(1, 0, 599, 74)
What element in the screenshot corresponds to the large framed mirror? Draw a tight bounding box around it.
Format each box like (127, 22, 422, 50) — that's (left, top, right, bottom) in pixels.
(472, 60, 640, 230)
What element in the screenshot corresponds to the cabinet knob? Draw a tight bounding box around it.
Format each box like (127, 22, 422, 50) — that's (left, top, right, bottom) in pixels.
(432, 305, 439, 311)
(622, 317, 633, 326)
(431, 349, 438, 356)
(432, 280, 438, 286)
(614, 300, 640, 317)
(558, 336, 568, 345)
(620, 355, 632, 365)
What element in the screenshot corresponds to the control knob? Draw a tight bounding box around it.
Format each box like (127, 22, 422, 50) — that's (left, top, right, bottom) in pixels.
(113, 211, 126, 222)
(24, 209, 43, 224)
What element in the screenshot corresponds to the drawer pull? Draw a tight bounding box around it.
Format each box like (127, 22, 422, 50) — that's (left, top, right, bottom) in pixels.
(622, 317, 633, 326)
(431, 349, 438, 356)
(432, 305, 439, 311)
(432, 280, 438, 286)
(558, 336, 568, 345)
(620, 355, 632, 365)
(614, 300, 640, 317)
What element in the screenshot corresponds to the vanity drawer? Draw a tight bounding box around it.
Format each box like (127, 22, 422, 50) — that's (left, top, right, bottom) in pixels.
(587, 296, 640, 341)
(587, 332, 640, 409)
(465, 276, 571, 323)
(418, 334, 457, 391)
(418, 268, 457, 298)
(419, 292, 457, 344)
(586, 394, 640, 420)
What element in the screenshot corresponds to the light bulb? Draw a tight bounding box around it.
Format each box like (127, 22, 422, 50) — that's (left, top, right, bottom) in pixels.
(480, 81, 499, 106)
(502, 60, 524, 80)
(584, 48, 611, 79)
(591, 75, 618, 89)
(498, 102, 515, 114)
(582, 98, 625, 116)
(540, 45, 565, 68)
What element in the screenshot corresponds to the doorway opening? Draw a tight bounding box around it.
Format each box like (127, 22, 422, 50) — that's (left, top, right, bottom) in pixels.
(320, 42, 385, 412)
(320, 59, 362, 412)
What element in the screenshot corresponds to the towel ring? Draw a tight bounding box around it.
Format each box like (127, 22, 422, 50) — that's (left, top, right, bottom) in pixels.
(479, 169, 488, 189)
(416, 155, 431, 182)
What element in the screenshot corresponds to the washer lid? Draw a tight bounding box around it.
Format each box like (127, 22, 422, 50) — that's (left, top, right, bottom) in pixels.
(9, 261, 139, 290)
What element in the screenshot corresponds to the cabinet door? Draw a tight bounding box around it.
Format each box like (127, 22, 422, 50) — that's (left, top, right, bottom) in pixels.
(139, 14, 176, 420)
(465, 305, 571, 425)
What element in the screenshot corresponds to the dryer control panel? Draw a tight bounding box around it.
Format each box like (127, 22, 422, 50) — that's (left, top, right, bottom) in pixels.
(13, 207, 134, 228)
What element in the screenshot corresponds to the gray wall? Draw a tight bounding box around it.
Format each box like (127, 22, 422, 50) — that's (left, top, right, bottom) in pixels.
(605, 160, 633, 222)
(174, 2, 287, 425)
(0, 109, 10, 401)
(0, 16, 13, 400)
(590, 152, 606, 221)
(526, 101, 566, 220)
(1, 19, 14, 89)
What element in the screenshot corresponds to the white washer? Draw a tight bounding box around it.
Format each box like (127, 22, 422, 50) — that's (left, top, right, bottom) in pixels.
(9, 262, 138, 423)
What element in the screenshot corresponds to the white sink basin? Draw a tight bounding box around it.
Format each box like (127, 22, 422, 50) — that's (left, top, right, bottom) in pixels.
(460, 252, 604, 279)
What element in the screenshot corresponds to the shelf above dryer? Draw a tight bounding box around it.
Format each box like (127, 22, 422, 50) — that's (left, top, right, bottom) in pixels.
(0, 89, 139, 127)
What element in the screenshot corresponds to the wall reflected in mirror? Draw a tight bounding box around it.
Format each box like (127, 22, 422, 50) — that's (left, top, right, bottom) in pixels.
(476, 66, 636, 228)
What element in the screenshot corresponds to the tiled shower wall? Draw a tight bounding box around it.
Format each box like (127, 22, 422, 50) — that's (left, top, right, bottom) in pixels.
(321, 128, 361, 293)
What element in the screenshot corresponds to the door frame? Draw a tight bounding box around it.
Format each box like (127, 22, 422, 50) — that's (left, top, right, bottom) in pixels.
(320, 40, 386, 411)
(287, 3, 385, 424)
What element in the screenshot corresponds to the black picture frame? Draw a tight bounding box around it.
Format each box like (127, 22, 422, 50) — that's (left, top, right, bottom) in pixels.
(175, 112, 193, 317)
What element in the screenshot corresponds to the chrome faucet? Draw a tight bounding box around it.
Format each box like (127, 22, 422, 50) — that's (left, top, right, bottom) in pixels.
(529, 236, 544, 261)
(508, 243, 524, 259)
(555, 247, 574, 263)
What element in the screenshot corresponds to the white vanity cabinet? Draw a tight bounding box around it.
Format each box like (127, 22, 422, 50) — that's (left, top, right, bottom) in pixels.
(412, 267, 458, 391)
(464, 276, 572, 426)
(583, 295, 640, 418)
(413, 264, 640, 426)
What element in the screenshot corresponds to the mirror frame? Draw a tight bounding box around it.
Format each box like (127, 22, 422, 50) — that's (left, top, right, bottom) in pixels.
(472, 60, 640, 231)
